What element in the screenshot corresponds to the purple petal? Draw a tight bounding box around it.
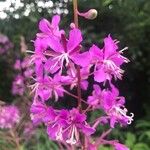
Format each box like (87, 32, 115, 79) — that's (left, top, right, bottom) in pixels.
(67, 28, 82, 51)
(44, 58, 60, 74)
(51, 15, 60, 27)
(81, 80, 88, 90)
(48, 37, 64, 53)
(71, 52, 91, 67)
(104, 35, 118, 59)
(89, 44, 103, 61)
(94, 68, 107, 83)
(81, 125, 95, 135)
(39, 19, 51, 33)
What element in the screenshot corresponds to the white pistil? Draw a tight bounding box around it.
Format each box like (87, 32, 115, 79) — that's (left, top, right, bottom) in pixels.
(114, 106, 134, 124)
(66, 125, 77, 145)
(56, 127, 63, 141)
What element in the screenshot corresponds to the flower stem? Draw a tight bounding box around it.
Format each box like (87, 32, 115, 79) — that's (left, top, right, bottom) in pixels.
(73, 0, 82, 111)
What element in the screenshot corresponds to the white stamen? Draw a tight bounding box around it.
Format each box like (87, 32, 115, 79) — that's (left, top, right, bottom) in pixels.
(66, 125, 77, 145)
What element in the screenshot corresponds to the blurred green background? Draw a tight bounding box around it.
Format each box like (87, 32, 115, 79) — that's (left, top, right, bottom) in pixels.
(0, 0, 150, 149)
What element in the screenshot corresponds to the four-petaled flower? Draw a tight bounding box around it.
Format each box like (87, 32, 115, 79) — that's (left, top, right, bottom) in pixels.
(89, 35, 129, 82)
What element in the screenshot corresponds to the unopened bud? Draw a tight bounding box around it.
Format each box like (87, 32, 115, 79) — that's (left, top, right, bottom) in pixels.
(78, 9, 98, 20)
(70, 23, 76, 29)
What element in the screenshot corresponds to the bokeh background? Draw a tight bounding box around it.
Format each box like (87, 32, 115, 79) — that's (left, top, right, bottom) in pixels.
(0, 0, 150, 150)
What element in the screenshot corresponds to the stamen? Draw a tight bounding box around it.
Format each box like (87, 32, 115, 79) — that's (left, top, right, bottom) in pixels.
(66, 125, 77, 145)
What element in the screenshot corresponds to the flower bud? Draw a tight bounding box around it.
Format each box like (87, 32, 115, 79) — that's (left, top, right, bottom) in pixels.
(78, 9, 98, 20)
(70, 22, 76, 29)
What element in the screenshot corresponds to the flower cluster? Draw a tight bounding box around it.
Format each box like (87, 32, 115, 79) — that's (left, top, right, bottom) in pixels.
(30, 15, 133, 149)
(0, 105, 20, 129)
(12, 56, 33, 96)
(0, 34, 13, 54)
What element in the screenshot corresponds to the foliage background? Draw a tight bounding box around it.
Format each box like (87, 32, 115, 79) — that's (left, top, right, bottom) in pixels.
(0, 0, 150, 149)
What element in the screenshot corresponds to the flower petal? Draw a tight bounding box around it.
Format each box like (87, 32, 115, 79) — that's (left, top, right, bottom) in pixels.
(71, 52, 91, 67)
(67, 28, 82, 51)
(94, 68, 107, 83)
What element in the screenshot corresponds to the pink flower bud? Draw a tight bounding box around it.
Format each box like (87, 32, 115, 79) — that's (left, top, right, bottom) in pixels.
(78, 9, 98, 20)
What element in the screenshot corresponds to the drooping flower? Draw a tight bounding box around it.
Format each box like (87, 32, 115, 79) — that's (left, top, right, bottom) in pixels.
(47, 108, 95, 145)
(89, 35, 129, 83)
(0, 105, 20, 129)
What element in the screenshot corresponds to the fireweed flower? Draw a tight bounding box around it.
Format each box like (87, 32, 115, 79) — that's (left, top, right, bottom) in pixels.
(0, 34, 13, 54)
(87, 84, 104, 108)
(89, 35, 129, 82)
(31, 73, 64, 101)
(37, 15, 64, 39)
(60, 63, 90, 90)
(12, 57, 33, 96)
(114, 142, 129, 150)
(0, 105, 20, 129)
(14, 59, 21, 70)
(30, 101, 56, 125)
(12, 74, 25, 96)
(47, 108, 95, 145)
(101, 85, 134, 128)
(44, 28, 90, 74)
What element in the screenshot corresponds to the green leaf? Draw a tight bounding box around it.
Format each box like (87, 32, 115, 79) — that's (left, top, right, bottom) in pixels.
(133, 143, 150, 150)
(125, 132, 136, 148)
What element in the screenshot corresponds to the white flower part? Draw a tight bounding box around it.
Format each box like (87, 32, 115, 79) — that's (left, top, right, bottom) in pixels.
(66, 125, 77, 145)
(56, 127, 63, 141)
(114, 106, 134, 124)
(50, 52, 69, 72)
(103, 59, 124, 79)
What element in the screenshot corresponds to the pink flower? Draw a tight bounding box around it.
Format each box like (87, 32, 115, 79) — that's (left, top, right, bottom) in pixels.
(14, 59, 21, 70)
(89, 35, 129, 82)
(114, 143, 130, 150)
(60, 63, 90, 90)
(0, 105, 20, 129)
(87, 84, 103, 108)
(30, 101, 56, 125)
(31, 74, 64, 101)
(37, 15, 64, 39)
(47, 108, 95, 145)
(12, 74, 25, 96)
(44, 28, 90, 74)
(101, 85, 134, 128)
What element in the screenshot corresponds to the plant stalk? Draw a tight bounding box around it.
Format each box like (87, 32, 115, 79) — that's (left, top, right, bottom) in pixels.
(73, 1, 86, 149)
